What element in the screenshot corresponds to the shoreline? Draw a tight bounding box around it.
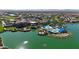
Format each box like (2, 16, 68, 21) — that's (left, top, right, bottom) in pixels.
(48, 32, 72, 38)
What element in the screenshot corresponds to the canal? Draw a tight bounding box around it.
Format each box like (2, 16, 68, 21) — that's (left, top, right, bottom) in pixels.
(0, 23, 79, 49)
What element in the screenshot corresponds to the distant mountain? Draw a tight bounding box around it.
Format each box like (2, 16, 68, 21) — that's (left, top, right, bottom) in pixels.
(0, 9, 79, 13)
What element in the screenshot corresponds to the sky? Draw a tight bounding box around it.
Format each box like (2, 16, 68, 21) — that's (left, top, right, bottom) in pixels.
(0, 0, 79, 10)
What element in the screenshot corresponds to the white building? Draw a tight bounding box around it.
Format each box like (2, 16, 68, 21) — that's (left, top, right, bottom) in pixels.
(1, 21, 6, 27)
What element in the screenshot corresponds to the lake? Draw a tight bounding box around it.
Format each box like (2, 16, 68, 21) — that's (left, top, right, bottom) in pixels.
(0, 23, 79, 49)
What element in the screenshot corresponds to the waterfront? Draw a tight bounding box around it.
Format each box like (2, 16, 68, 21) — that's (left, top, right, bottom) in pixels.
(0, 23, 79, 49)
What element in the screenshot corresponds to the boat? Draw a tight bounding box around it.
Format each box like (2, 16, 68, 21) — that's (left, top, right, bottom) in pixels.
(21, 28, 31, 32)
(38, 29, 48, 36)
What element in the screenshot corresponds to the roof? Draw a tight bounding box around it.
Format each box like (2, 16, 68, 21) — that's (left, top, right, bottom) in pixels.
(49, 28, 60, 33)
(29, 21, 37, 23)
(45, 25, 60, 33)
(45, 25, 52, 29)
(59, 28, 65, 32)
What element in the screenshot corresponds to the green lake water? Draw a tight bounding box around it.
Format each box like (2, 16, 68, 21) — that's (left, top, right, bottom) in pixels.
(0, 23, 79, 49)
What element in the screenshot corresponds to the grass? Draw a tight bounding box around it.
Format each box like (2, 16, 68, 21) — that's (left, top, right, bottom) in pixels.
(6, 27, 17, 32)
(0, 26, 4, 32)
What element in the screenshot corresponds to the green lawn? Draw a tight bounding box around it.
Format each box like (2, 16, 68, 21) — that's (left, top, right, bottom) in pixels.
(0, 26, 4, 32)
